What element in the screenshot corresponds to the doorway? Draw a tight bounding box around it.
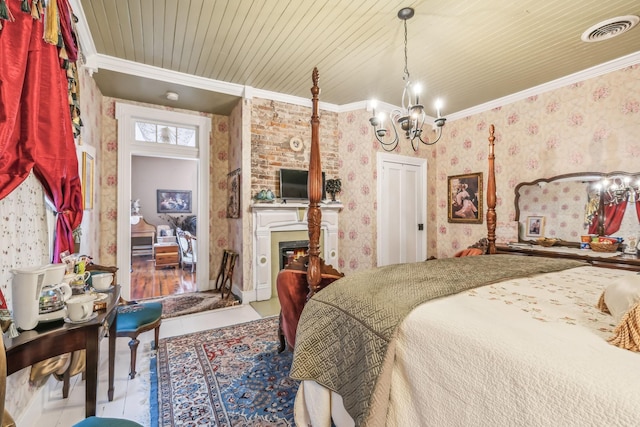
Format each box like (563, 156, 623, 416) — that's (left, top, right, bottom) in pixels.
(129, 155, 199, 299)
(115, 103, 211, 300)
(376, 152, 427, 266)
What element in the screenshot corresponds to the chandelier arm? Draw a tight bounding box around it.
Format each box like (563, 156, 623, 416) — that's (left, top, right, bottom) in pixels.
(375, 121, 400, 150)
(416, 124, 444, 146)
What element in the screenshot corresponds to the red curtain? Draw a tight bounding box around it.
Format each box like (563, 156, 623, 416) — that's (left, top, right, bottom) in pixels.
(0, 1, 83, 261)
(588, 214, 599, 235)
(600, 201, 627, 236)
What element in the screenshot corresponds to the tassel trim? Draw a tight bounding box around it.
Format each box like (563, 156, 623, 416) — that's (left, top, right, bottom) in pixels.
(607, 302, 640, 352)
(596, 291, 610, 314)
(43, 0, 59, 44)
(32, 0, 42, 20)
(0, 0, 15, 22)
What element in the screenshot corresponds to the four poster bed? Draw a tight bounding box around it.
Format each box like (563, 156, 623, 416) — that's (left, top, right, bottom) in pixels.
(290, 69, 640, 426)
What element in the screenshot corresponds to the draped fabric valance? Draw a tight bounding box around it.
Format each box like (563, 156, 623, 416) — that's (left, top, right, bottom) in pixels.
(588, 199, 640, 236)
(0, 0, 83, 261)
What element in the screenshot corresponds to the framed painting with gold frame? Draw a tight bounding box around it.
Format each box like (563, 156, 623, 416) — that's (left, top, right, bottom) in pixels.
(82, 152, 94, 210)
(447, 172, 483, 223)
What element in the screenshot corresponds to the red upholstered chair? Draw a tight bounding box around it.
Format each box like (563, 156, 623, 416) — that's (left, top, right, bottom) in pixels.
(276, 256, 343, 352)
(453, 238, 490, 257)
(454, 248, 484, 257)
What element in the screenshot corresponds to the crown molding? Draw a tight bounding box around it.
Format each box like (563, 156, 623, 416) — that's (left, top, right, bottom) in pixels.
(68, 0, 98, 74)
(247, 87, 341, 112)
(446, 50, 640, 122)
(95, 55, 246, 97)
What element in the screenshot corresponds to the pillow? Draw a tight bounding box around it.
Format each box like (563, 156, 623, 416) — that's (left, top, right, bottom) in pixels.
(603, 274, 640, 323)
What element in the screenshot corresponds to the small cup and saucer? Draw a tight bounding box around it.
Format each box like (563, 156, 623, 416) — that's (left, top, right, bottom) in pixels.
(65, 294, 97, 324)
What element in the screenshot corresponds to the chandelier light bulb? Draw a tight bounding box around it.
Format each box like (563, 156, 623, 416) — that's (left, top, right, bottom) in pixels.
(435, 98, 443, 118)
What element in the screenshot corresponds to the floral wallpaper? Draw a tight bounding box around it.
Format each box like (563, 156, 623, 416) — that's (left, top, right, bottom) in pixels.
(0, 172, 50, 418)
(227, 99, 245, 290)
(519, 181, 589, 241)
(336, 110, 432, 273)
(432, 64, 640, 258)
(77, 67, 102, 260)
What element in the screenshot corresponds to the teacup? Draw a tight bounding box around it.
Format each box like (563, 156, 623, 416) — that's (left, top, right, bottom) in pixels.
(63, 271, 91, 286)
(90, 273, 113, 291)
(66, 294, 96, 322)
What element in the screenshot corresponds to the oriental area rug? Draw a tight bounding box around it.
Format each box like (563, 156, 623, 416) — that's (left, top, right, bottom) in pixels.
(153, 290, 240, 319)
(154, 316, 298, 426)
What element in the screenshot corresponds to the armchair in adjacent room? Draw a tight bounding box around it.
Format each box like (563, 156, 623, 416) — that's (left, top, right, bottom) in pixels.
(176, 228, 197, 272)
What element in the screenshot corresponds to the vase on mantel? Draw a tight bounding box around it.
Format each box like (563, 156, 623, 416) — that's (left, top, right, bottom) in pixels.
(325, 178, 342, 203)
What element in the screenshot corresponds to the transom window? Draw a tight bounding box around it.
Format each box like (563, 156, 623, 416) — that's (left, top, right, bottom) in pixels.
(134, 121, 197, 147)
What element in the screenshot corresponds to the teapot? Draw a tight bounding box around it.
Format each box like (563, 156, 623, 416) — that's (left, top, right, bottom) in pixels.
(39, 282, 72, 314)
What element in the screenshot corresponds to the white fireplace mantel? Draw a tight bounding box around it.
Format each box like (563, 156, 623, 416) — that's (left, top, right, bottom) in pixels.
(252, 202, 342, 301)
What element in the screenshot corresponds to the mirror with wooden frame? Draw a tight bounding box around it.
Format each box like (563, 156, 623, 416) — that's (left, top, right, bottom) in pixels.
(514, 172, 640, 247)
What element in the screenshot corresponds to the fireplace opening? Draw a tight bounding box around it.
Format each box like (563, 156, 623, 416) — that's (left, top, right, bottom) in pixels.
(279, 240, 309, 269)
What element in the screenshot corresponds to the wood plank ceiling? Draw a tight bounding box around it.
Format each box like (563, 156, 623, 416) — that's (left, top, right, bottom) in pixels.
(79, 0, 640, 115)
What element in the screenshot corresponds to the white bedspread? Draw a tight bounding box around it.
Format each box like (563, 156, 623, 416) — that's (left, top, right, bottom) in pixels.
(295, 266, 640, 426)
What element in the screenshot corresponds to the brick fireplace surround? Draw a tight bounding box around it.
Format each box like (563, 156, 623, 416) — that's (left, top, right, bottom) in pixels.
(252, 202, 341, 301)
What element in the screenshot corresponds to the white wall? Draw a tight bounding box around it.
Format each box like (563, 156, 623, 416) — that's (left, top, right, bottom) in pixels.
(131, 156, 198, 226)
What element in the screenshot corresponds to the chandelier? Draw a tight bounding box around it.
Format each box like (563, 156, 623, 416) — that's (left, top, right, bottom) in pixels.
(369, 7, 446, 152)
(595, 176, 640, 204)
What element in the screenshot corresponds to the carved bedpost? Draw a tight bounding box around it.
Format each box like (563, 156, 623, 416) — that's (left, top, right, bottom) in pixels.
(307, 68, 322, 295)
(486, 124, 497, 254)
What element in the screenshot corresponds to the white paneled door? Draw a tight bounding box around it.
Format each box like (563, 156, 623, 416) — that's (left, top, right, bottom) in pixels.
(377, 153, 427, 266)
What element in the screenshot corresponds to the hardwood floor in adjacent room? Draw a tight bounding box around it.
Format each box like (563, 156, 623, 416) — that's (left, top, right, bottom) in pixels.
(130, 255, 197, 300)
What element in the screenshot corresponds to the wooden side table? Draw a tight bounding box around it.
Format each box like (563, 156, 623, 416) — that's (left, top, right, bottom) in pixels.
(6, 286, 121, 418)
(154, 243, 180, 269)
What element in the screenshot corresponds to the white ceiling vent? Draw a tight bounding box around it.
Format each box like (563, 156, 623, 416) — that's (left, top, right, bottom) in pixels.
(581, 15, 639, 42)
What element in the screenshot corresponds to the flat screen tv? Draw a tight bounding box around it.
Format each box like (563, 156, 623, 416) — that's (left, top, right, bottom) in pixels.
(279, 168, 326, 201)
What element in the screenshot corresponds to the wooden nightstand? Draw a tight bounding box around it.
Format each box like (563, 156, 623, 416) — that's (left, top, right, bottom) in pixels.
(154, 243, 180, 269)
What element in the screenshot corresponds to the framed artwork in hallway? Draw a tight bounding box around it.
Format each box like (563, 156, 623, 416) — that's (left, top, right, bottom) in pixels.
(157, 190, 192, 213)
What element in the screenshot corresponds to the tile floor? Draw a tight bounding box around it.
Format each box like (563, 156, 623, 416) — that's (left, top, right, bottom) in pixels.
(29, 304, 265, 427)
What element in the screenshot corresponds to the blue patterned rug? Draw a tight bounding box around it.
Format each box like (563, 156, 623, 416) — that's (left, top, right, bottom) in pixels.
(154, 316, 297, 426)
